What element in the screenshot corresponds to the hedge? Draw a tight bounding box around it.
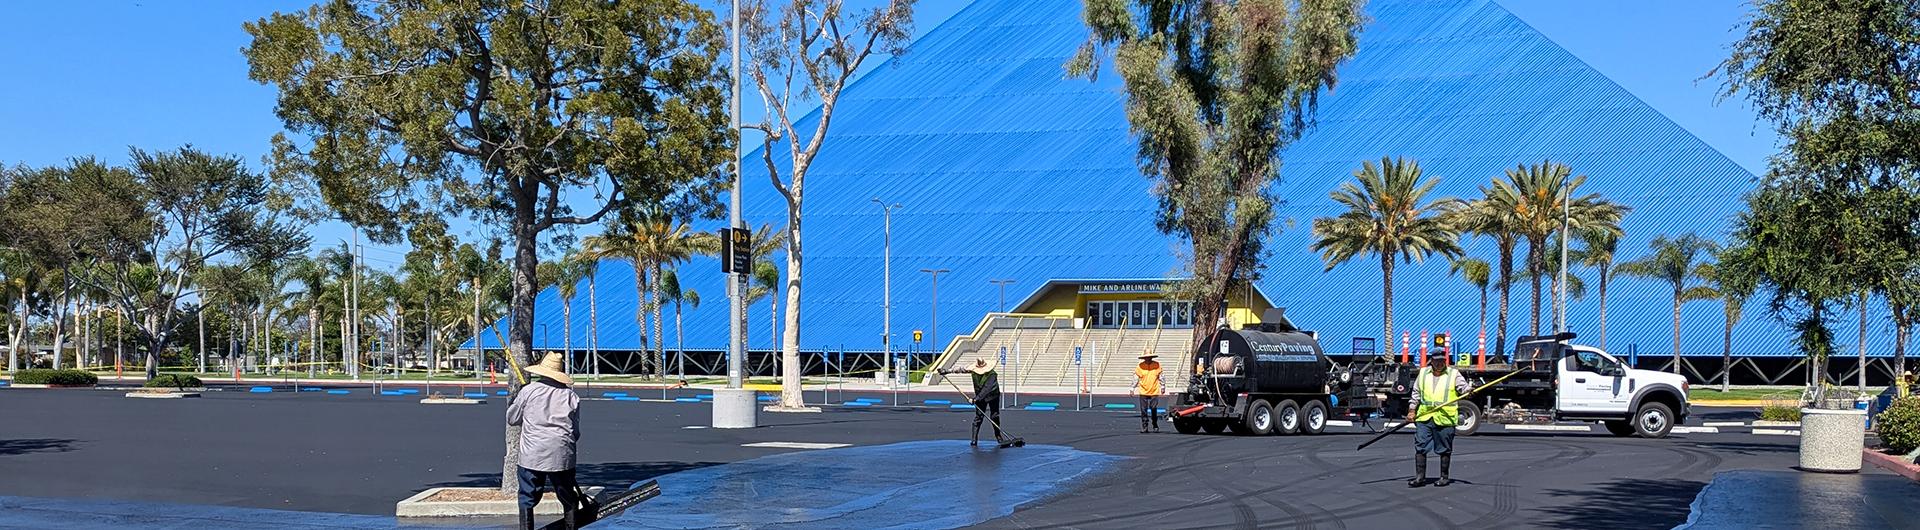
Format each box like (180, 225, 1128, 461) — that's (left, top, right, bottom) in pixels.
(12, 369, 99, 386)
(1879, 397, 1920, 455)
(145, 374, 204, 388)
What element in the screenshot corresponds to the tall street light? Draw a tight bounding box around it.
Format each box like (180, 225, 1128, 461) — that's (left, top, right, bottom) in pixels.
(713, 0, 756, 428)
(920, 268, 950, 357)
(873, 198, 902, 381)
(989, 279, 1015, 313)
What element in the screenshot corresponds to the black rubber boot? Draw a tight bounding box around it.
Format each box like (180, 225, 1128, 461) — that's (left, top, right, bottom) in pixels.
(1435, 454, 1452, 487)
(1408, 453, 1428, 488)
(970, 423, 981, 447)
(562, 507, 578, 530)
(518, 507, 535, 530)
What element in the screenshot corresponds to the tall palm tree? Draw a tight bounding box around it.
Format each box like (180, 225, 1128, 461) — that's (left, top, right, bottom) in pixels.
(1499, 161, 1626, 336)
(1699, 253, 1754, 392)
(1572, 228, 1623, 349)
(1450, 257, 1492, 357)
(545, 253, 593, 373)
(1517, 232, 1589, 328)
(658, 269, 700, 381)
(749, 260, 781, 369)
(287, 255, 333, 377)
(1311, 157, 1464, 353)
(1620, 233, 1719, 375)
(1461, 186, 1522, 358)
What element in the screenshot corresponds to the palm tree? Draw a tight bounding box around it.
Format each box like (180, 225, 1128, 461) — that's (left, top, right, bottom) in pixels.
(583, 213, 716, 379)
(1619, 233, 1719, 375)
(1450, 257, 1492, 357)
(1517, 232, 1589, 328)
(1461, 187, 1522, 358)
(1499, 161, 1627, 336)
(1572, 228, 1623, 349)
(287, 255, 333, 377)
(658, 269, 700, 381)
(546, 253, 593, 374)
(1699, 252, 1754, 392)
(749, 260, 781, 372)
(1311, 157, 1464, 353)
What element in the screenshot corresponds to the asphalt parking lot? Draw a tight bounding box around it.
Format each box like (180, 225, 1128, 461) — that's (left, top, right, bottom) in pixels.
(0, 385, 1803, 529)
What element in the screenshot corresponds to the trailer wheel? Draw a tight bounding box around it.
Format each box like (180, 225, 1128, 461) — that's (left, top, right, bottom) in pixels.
(1633, 402, 1675, 438)
(1301, 400, 1328, 435)
(1203, 421, 1228, 435)
(1455, 401, 1482, 436)
(1274, 400, 1301, 435)
(1173, 417, 1201, 434)
(1603, 420, 1635, 437)
(1244, 400, 1275, 435)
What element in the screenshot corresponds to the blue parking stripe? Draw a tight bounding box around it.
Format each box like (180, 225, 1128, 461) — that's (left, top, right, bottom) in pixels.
(924, 399, 952, 405)
(379, 391, 406, 396)
(697, 394, 714, 399)
(298, 387, 323, 392)
(463, 393, 488, 399)
(675, 397, 702, 403)
(394, 389, 419, 394)
(757, 395, 778, 402)
(854, 397, 884, 403)
(842, 401, 873, 407)
(1029, 402, 1060, 407)
(325, 390, 350, 395)
(495, 390, 509, 396)
(603, 392, 628, 398)
(1023, 405, 1056, 411)
(248, 387, 273, 393)
(614, 396, 641, 402)
(950, 404, 976, 410)
(1104, 403, 1136, 409)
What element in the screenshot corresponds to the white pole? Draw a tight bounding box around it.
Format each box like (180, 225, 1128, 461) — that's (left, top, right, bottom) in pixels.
(726, 0, 744, 390)
(1559, 188, 1569, 333)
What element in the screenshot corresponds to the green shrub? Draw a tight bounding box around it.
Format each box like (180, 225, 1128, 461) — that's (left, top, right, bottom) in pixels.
(1760, 404, 1802, 422)
(12, 369, 100, 386)
(1878, 397, 1920, 455)
(145, 374, 203, 388)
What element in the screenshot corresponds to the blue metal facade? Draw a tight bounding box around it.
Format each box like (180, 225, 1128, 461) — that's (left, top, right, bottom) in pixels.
(481, 0, 1899, 358)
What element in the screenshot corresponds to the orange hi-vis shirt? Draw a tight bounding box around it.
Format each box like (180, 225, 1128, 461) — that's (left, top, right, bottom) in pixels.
(1134, 361, 1163, 396)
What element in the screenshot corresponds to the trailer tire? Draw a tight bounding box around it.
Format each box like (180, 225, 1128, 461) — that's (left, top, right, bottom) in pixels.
(1456, 401, 1482, 436)
(1244, 400, 1275, 435)
(1301, 400, 1328, 435)
(1203, 421, 1227, 435)
(1603, 420, 1635, 437)
(1173, 418, 1202, 434)
(1274, 400, 1301, 435)
(1633, 402, 1675, 438)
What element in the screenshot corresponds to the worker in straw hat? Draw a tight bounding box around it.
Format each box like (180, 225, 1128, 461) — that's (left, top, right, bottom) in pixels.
(508, 352, 583, 529)
(1134, 353, 1163, 433)
(939, 358, 1004, 446)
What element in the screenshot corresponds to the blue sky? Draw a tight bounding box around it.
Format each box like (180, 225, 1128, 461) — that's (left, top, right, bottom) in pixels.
(0, 0, 1777, 263)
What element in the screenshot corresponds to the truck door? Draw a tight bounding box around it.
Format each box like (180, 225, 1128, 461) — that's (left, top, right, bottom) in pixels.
(1555, 350, 1615, 412)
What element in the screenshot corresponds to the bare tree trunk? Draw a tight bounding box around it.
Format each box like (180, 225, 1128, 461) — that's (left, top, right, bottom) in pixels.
(1896, 312, 1910, 382)
(1671, 292, 1682, 376)
(652, 263, 665, 381)
(198, 308, 207, 373)
(1597, 271, 1610, 349)
(9, 290, 27, 372)
(1529, 238, 1544, 335)
(1496, 241, 1514, 358)
(778, 209, 805, 408)
(310, 308, 319, 378)
(675, 300, 685, 380)
(588, 275, 598, 376)
(563, 298, 573, 372)
(632, 261, 650, 378)
(1859, 292, 1868, 391)
(52, 284, 68, 370)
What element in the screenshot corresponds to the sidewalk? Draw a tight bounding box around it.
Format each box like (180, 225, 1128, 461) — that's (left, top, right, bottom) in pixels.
(1677, 469, 1920, 529)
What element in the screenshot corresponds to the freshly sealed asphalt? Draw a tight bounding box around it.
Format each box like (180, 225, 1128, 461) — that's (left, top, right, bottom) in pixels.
(0, 384, 1810, 529)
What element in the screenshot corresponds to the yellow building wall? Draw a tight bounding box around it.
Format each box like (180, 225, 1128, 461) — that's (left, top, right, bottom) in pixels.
(1016, 281, 1272, 325)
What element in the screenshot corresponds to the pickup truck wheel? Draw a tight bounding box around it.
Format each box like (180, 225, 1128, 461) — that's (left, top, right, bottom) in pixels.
(1301, 400, 1328, 435)
(1203, 421, 1227, 435)
(1274, 400, 1301, 435)
(1603, 420, 1635, 437)
(1455, 401, 1482, 436)
(1244, 400, 1275, 435)
(1634, 402, 1675, 438)
(1173, 417, 1202, 434)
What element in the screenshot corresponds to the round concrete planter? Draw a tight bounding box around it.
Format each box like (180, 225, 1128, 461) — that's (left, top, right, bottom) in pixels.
(1800, 408, 1867, 473)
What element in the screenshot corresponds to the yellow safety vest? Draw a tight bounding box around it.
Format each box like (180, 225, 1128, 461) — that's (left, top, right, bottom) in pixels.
(1416, 369, 1459, 427)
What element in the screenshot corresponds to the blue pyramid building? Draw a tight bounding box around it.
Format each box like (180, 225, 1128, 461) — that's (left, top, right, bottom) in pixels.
(483, 0, 1901, 382)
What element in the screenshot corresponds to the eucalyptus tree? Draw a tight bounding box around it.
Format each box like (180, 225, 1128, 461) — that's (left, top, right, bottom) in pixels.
(1069, 0, 1366, 359)
(1311, 157, 1463, 352)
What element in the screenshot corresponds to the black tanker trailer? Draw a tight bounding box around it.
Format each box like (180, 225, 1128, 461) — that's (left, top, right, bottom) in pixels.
(1170, 309, 1414, 436)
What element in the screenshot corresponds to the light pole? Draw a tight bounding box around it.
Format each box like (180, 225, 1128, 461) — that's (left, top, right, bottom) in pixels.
(989, 279, 1015, 313)
(920, 268, 950, 356)
(1558, 178, 1569, 333)
(873, 198, 901, 381)
(713, 0, 756, 428)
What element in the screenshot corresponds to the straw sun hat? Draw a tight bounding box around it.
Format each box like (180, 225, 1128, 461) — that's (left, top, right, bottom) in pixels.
(966, 358, 997, 375)
(525, 352, 573, 385)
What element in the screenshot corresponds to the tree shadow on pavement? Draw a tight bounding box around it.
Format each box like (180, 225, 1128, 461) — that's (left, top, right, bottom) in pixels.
(1534, 478, 1703, 529)
(0, 439, 78, 456)
(429, 461, 720, 490)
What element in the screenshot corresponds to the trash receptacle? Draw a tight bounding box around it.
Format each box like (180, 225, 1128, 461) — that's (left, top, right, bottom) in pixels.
(1800, 407, 1867, 473)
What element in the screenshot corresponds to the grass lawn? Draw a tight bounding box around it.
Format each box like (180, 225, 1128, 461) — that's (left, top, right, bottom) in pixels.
(1688, 387, 1802, 402)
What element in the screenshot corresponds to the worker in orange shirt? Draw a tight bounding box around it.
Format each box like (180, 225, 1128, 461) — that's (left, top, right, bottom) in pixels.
(1134, 353, 1163, 433)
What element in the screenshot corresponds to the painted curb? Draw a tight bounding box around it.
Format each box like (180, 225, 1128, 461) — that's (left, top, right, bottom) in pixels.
(419, 398, 484, 405)
(1863, 449, 1920, 482)
(123, 392, 201, 399)
(1752, 420, 1802, 427)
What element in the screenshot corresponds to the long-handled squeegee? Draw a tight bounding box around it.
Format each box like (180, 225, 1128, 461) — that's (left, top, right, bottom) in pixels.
(942, 376, 1026, 448)
(1355, 369, 1524, 451)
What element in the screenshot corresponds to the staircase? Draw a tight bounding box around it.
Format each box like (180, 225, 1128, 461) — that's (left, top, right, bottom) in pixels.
(930, 315, 1202, 393)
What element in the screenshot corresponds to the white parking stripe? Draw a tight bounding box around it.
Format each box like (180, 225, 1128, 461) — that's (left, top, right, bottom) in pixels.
(1501, 424, 1595, 432)
(1752, 429, 1801, 436)
(742, 442, 852, 450)
(1671, 426, 1720, 434)
(1327, 420, 1354, 427)
(1702, 421, 1745, 427)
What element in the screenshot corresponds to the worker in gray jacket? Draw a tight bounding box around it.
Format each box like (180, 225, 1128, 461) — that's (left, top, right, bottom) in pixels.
(508, 352, 582, 529)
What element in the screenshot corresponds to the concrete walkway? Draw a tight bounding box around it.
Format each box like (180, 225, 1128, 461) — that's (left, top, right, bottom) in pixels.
(1677, 470, 1920, 529)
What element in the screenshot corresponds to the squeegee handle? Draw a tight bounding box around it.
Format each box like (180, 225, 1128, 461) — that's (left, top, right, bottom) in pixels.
(1354, 369, 1525, 450)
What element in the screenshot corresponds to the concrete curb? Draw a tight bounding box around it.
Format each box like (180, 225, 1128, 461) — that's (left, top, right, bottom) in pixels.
(1752, 420, 1802, 427)
(5, 384, 95, 389)
(396, 486, 604, 517)
(1863, 449, 1920, 482)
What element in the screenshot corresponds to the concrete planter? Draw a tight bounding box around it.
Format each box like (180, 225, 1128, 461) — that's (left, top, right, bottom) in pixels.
(1800, 408, 1867, 473)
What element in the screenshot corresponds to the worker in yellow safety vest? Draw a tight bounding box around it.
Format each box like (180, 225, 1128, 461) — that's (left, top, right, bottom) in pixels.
(1408, 347, 1471, 487)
